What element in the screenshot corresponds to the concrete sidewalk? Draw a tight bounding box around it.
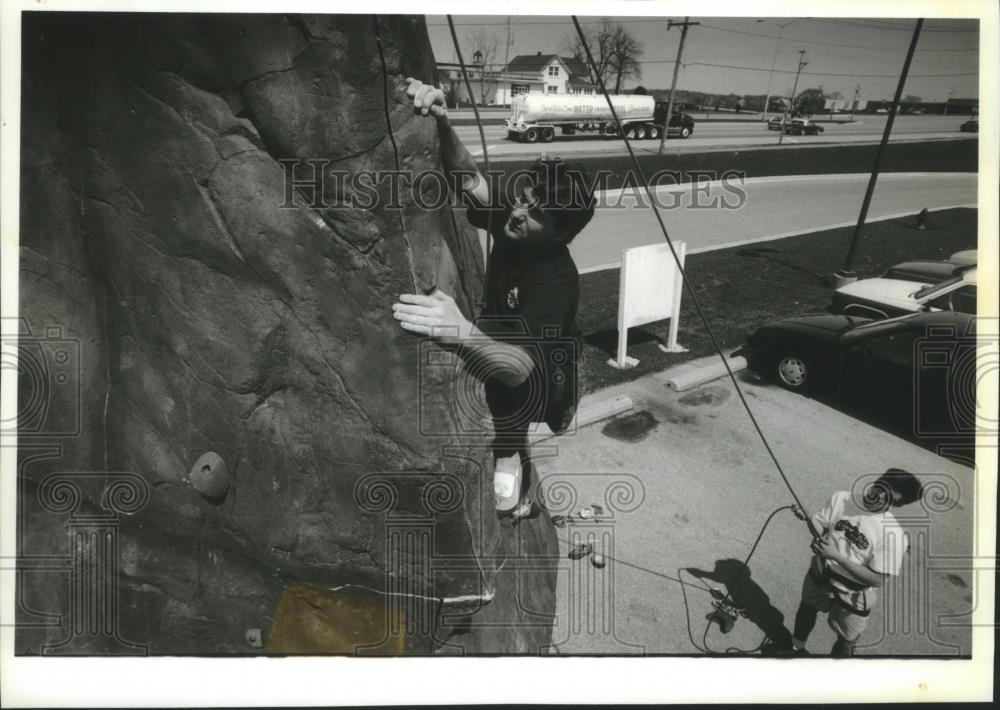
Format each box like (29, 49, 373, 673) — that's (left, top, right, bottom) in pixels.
(530, 361, 977, 656)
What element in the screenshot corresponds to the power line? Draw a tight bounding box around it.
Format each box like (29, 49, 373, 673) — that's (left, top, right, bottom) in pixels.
(696, 22, 977, 51)
(821, 18, 978, 32)
(429, 18, 979, 53)
(671, 60, 977, 79)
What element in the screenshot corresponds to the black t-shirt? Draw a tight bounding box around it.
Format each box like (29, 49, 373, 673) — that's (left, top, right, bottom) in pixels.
(466, 180, 583, 434)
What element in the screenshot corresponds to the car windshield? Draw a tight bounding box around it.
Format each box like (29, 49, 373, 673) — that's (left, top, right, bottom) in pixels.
(914, 268, 975, 299)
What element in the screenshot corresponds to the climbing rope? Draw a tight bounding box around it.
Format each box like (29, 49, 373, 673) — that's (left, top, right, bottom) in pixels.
(569, 16, 816, 537)
(446, 15, 493, 307)
(568, 16, 823, 652)
(442, 18, 819, 654)
(372, 15, 421, 293)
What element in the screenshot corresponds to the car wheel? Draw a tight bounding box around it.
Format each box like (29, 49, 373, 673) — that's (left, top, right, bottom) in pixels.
(680, 127, 691, 139)
(774, 352, 811, 391)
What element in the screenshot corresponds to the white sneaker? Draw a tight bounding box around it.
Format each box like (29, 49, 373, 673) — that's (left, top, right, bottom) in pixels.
(494, 453, 522, 512)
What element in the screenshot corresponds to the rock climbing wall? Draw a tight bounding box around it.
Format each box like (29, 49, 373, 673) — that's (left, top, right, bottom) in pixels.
(16, 12, 557, 655)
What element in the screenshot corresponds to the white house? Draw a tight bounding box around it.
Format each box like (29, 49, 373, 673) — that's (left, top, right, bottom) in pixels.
(437, 52, 598, 107)
(493, 52, 597, 105)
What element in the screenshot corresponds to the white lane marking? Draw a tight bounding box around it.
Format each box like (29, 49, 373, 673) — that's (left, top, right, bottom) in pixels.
(575, 202, 978, 274)
(784, 137, 799, 144)
(592, 172, 976, 201)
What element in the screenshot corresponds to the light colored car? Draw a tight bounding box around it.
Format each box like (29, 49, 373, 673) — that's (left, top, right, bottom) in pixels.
(830, 267, 977, 320)
(949, 249, 976, 266)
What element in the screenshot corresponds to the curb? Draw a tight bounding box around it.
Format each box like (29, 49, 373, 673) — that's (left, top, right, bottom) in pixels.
(660, 352, 748, 392)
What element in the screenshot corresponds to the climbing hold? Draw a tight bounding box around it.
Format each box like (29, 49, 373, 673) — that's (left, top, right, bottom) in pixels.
(188, 451, 230, 498)
(245, 627, 263, 648)
(591, 553, 606, 568)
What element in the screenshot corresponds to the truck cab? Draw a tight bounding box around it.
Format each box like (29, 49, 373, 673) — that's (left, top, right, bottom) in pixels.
(653, 102, 695, 138)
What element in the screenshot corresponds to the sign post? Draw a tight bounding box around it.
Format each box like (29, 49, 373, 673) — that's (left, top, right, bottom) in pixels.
(609, 241, 688, 369)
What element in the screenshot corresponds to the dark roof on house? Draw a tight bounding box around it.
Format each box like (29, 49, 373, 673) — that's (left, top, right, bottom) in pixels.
(503, 54, 593, 83)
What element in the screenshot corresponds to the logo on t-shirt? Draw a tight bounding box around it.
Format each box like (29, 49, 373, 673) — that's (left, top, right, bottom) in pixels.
(834, 519, 871, 550)
(506, 286, 519, 309)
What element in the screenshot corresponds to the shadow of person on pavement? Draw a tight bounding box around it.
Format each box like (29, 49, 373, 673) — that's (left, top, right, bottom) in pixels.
(687, 558, 792, 647)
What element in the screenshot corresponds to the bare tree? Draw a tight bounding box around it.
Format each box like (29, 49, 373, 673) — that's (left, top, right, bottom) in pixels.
(465, 28, 501, 104)
(561, 19, 615, 87)
(562, 20, 642, 94)
(607, 23, 642, 93)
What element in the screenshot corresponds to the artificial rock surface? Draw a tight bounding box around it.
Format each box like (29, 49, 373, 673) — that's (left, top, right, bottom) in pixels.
(16, 12, 557, 655)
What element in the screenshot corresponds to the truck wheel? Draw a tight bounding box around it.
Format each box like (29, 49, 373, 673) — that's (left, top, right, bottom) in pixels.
(649, 126, 662, 140)
(680, 127, 691, 139)
(524, 127, 539, 143)
(541, 127, 555, 142)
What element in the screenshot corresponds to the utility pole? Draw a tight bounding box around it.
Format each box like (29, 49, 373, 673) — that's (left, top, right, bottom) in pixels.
(778, 50, 807, 145)
(658, 17, 699, 155)
(502, 16, 512, 105)
(850, 84, 860, 120)
(757, 19, 800, 119)
(835, 19, 923, 284)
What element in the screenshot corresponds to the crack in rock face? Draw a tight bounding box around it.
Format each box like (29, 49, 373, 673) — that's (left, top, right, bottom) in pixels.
(16, 12, 557, 655)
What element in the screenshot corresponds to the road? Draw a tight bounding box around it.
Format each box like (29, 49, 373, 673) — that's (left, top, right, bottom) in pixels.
(564, 172, 977, 273)
(532, 360, 977, 660)
(455, 115, 977, 159)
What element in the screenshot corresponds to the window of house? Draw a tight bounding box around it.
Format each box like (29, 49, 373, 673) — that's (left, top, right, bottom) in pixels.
(510, 83, 529, 96)
(548, 66, 559, 76)
(547, 86, 558, 94)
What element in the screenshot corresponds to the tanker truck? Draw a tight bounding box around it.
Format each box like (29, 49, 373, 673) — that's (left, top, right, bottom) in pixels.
(504, 94, 695, 142)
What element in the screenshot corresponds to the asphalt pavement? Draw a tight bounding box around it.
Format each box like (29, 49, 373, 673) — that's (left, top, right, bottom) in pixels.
(568, 172, 978, 272)
(530, 357, 977, 657)
(455, 115, 976, 159)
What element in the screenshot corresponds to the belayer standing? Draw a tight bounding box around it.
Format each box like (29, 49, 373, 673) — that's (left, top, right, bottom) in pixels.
(764, 468, 924, 656)
(392, 78, 596, 519)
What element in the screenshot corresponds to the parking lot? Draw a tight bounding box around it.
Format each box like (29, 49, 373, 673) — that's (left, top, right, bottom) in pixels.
(531, 360, 979, 656)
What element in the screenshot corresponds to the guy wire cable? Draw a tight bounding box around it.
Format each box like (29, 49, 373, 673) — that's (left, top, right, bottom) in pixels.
(570, 16, 818, 540)
(447, 15, 493, 305)
(372, 15, 421, 293)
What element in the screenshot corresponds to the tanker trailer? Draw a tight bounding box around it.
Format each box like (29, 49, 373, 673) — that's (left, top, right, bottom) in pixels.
(504, 94, 695, 142)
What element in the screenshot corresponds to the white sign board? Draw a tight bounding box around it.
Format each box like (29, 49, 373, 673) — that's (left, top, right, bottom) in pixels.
(611, 241, 687, 369)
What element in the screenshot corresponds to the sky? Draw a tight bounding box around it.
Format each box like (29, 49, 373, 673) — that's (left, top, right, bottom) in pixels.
(425, 16, 979, 102)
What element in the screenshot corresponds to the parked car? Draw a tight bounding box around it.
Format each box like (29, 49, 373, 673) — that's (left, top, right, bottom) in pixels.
(766, 116, 786, 130)
(949, 249, 976, 266)
(960, 117, 978, 133)
(881, 260, 967, 284)
(831, 267, 977, 320)
(783, 118, 825, 135)
(739, 310, 976, 439)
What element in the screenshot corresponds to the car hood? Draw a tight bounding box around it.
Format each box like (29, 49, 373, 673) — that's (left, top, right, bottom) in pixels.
(752, 312, 872, 339)
(835, 277, 925, 310)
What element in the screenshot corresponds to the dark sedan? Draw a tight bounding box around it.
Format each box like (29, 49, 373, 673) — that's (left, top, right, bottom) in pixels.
(783, 118, 824, 135)
(740, 310, 976, 441)
(960, 118, 978, 133)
